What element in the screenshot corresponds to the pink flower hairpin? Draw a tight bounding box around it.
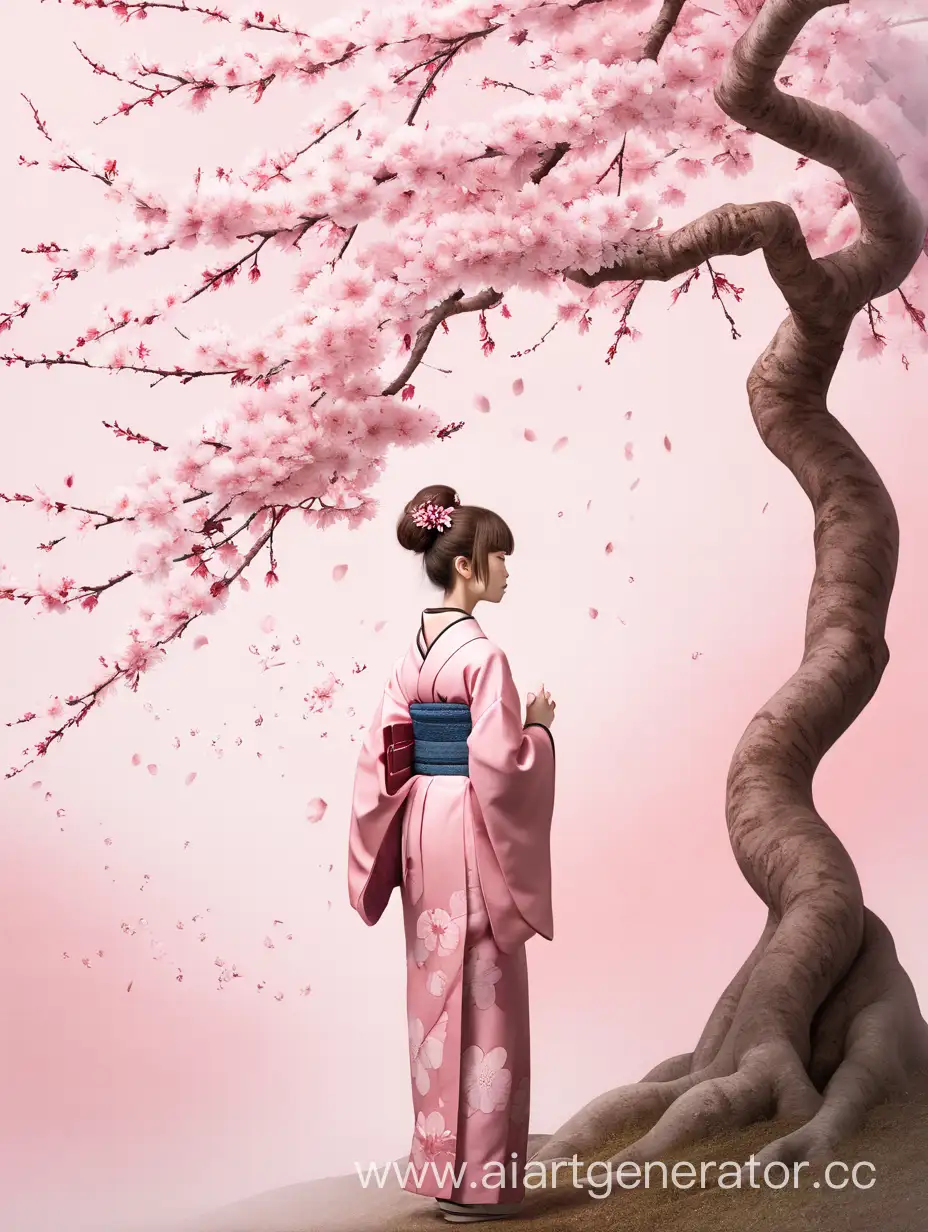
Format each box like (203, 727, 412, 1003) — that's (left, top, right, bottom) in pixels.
(411, 501, 455, 532)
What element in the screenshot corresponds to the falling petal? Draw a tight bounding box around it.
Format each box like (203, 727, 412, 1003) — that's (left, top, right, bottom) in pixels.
(131, 753, 141, 766)
(664, 435, 672, 451)
(30, 781, 41, 790)
(512, 379, 524, 395)
(374, 621, 387, 632)
(552, 436, 568, 452)
(630, 478, 640, 490)
(185, 772, 197, 786)
(259, 615, 276, 634)
(624, 410, 632, 420)
(605, 542, 614, 554)
(524, 428, 536, 442)
(589, 608, 599, 619)
(57, 808, 66, 818)
(307, 797, 327, 823)
(332, 564, 348, 582)
(624, 442, 634, 461)
(475, 395, 490, 413)
(192, 635, 209, 650)
(147, 764, 158, 776)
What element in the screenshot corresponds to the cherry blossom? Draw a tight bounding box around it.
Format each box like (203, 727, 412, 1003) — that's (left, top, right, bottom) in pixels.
(409, 1011, 448, 1096)
(464, 946, 503, 1010)
(462, 1044, 512, 1116)
(449, 889, 467, 921)
(306, 798, 327, 823)
(411, 1109, 457, 1169)
(425, 969, 448, 998)
(1, 0, 924, 778)
(416, 906, 461, 958)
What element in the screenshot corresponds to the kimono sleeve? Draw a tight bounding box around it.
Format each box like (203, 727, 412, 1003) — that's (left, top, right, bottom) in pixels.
(466, 644, 556, 942)
(347, 661, 417, 927)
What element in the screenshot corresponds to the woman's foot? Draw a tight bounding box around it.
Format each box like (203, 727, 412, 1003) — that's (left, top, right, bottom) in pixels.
(436, 1198, 523, 1222)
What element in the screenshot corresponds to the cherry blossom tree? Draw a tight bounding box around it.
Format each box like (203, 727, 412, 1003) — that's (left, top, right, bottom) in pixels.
(3, 0, 928, 1183)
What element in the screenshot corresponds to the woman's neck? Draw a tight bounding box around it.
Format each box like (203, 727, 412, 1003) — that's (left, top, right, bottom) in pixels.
(441, 592, 477, 615)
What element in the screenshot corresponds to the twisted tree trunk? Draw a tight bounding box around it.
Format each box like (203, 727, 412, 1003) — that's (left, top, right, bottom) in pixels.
(531, 0, 928, 1177)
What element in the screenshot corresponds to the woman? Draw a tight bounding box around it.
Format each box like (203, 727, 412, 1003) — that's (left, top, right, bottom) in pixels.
(347, 483, 557, 1225)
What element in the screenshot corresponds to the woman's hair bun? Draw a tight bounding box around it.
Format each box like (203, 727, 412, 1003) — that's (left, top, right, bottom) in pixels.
(396, 484, 460, 555)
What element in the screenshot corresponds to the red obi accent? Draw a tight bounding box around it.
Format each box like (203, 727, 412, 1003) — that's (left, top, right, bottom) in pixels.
(383, 721, 414, 795)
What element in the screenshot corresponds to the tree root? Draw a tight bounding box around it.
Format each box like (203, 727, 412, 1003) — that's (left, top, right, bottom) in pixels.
(530, 910, 928, 1177)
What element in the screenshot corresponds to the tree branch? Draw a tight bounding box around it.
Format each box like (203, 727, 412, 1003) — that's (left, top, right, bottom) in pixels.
(566, 199, 832, 313)
(641, 0, 688, 60)
(404, 29, 493, 126)
(0, 351, 278, 386)
(66, 1, 231, 18)
(381, 289, 503, 396)
(715, 0, 925, 305)
(531, 142, 571, 184)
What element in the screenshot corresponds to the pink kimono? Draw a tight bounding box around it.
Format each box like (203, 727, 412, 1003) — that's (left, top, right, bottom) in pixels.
(348, 611, 555, 1204)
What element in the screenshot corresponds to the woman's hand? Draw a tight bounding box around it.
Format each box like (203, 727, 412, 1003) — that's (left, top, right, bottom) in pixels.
(525, 683, 556, 728)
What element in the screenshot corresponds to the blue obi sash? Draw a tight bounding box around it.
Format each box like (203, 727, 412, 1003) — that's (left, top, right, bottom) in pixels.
(409, 702, 472, 776)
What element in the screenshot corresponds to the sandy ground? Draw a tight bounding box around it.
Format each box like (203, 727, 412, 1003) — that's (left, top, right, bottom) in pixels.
(161, 1082, 928, 1232)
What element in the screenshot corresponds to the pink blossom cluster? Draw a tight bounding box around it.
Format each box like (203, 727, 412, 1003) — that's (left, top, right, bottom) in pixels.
(3, 0, 926, 773)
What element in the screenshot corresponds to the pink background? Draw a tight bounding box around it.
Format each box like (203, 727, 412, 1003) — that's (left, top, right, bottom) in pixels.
(1, 6, 926, 1231)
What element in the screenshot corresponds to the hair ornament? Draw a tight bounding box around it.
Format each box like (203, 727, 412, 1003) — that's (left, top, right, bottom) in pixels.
(411, 500, 455, 533)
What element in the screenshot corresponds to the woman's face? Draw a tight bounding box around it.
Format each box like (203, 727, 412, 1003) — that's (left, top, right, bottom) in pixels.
(452, 550, 509, 603)
(484, 551, 510, 603)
